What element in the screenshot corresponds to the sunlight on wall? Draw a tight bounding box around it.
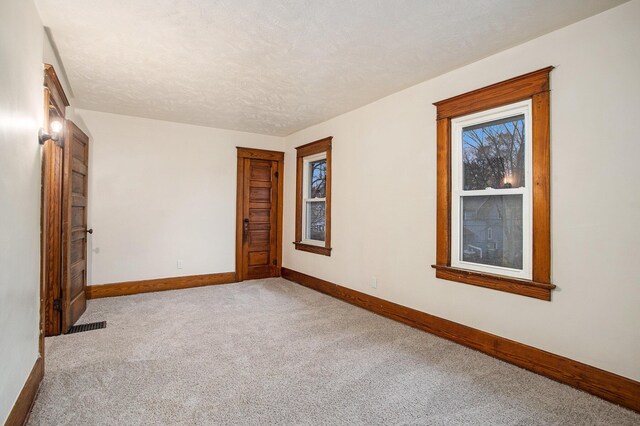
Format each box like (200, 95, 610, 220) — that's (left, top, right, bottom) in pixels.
(0, 115, 38, 132)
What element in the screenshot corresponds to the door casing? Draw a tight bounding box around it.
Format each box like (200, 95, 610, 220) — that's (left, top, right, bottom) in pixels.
(235, 147, 284, 282)
(41, 64, 89, 337)
(42, 64, 69, 340)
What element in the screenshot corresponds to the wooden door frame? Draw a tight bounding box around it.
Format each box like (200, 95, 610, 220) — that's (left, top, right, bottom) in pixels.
(235, 147, 284, 282)
(41, 63, 69, 343)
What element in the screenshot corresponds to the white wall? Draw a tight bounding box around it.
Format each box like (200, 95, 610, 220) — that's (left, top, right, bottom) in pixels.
(77, 109, 283, 285)
(0, 0, 44, 423)
(283, 0, 640, 381)
(43, 30, 73, 104)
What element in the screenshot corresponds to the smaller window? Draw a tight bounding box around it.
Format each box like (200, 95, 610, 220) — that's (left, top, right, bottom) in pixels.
(294, 137, 332, 256)
(303, 153, 327, 244)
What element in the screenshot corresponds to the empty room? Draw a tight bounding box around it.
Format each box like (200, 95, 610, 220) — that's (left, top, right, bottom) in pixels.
(1, 0, 639, 424)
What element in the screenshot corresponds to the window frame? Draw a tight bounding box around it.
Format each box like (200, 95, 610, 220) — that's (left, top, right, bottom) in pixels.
(432, 67, 556, 301)
(450, 100, 532, 280)
(294, 136, 332, 256)
(301, 151, 327, 246)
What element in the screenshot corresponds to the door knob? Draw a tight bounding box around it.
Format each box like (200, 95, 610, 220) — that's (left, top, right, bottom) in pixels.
(86, 228, 93, 234)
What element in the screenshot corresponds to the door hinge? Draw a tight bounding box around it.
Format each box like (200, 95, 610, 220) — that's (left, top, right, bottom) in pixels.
(274, 171, 279, 178)
(53, 298, 62, 311)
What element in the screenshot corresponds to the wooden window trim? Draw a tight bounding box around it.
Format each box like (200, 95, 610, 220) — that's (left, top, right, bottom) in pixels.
(294, 136, 332, 256)
(432, 67, 556, 301)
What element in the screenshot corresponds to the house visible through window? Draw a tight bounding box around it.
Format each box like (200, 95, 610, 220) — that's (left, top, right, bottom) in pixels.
(294, 137, 332, 256)
(432, 67, 555, 301)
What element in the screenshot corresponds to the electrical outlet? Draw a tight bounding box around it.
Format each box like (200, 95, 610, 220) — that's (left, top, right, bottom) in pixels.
(371, 276, 377, 289)
(177, 260, 183, 269)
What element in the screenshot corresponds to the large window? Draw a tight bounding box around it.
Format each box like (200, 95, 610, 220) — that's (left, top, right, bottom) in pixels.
(294, 137, 332, 256)
(451, 101, 532, 280)
(432, 68, 555, 300)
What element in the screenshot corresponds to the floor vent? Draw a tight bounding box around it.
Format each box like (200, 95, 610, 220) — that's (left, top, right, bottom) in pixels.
(66, 321, 106, 334)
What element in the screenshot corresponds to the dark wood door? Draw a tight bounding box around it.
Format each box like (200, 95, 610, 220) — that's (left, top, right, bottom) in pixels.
(243, 158, 278, 279)
(236, 148, 284, 281)
(61, 120, 90, 332)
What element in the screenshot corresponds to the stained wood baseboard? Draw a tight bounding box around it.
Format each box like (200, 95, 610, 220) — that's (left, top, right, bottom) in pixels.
(281, 267, 640, 413)
(86, 272, 237, 299)
(5, 356, 43, 426)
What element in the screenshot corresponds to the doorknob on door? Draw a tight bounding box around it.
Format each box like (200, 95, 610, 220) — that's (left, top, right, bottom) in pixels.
(86, 228, 93, 234)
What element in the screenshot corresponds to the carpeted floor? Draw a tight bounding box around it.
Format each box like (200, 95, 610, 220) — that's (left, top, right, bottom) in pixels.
(28, 278, 639, 425)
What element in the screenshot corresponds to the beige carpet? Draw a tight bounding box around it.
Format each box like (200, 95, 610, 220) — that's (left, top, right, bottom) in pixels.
(28, 278, 639, 425)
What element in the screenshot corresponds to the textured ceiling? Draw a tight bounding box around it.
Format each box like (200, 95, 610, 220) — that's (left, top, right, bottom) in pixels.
(35, 0, 626, 136)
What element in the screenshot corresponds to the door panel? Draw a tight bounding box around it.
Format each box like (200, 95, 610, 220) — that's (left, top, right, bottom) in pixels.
(70, 239, 83, 263)
(71, 206, 84, 227)
(72, 171, 84, 193)
(250, 162, 272, 180)
(61, 120, 90, 332)
(242, 158, 279, 280)
(249, 209, 270, 222)
(249, 187, 271, 201)
(248, 251, 269, 266)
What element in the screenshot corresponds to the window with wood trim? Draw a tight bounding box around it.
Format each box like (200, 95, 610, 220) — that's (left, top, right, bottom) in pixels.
(432, 68, 556, 301)
(294, 137, 332, 256)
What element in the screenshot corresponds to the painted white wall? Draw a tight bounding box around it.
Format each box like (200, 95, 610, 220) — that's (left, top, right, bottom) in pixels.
(77, 109, 283, 285)
(43, 30, 73, 105)
(42, 31, 95, 136)
(283, 0, 640, 381)
(0, 0, 44, 423)
(43, 30, 95, 138)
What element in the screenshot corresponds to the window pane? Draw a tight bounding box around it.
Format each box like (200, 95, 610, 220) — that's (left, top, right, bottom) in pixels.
(461, 195, 523, 270)
(306, 201, 325, 241)
(308, 159, 326, 198)
(462, 114, 525, 190)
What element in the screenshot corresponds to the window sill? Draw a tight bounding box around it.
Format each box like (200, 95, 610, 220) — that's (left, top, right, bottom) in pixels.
(293, 242, 332, 256)
(431, 264, 555, 301)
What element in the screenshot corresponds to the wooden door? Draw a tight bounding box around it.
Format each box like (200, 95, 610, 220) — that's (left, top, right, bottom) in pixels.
(236, 148, 284, 281)
(61, 120, 90, 332)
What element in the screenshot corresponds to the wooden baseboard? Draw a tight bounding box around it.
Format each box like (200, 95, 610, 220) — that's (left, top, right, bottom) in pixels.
(5, 356, 43, 426)
(86, 272, 237, 299)
(281, 267, 640, 413)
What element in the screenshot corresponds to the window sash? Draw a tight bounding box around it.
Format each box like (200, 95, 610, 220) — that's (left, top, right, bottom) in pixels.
(450, 100, 533, 280)
(302, 152, 327, 245)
